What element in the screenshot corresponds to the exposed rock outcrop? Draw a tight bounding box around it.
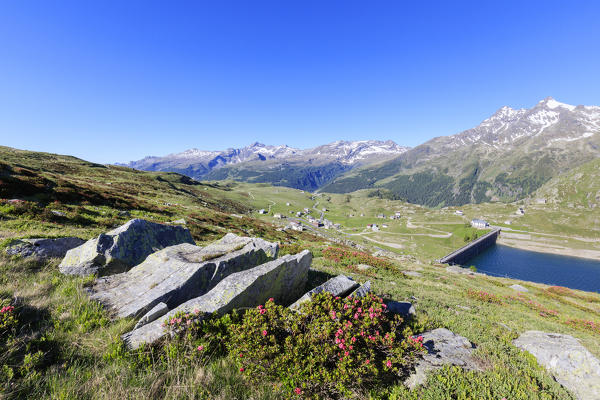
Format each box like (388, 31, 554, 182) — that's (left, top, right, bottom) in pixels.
(122, 250, 312, 349)
(513, 331, 600, 400)
(386, 300, 416, 318)
(509, 284, 529, 292)
(59, 219, 195, 276)
(134, 302, 169, 330)
(405, 328, 482, 389)
(289, 275, 359, 310)
(88, 233, 278, 319)
(349, 281, 371, 298)
(6, 237, 84, 260)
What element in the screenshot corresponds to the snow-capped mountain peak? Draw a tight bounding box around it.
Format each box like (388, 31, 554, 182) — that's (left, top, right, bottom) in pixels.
(537, 96, 576, 111)
(442, 97, 600, 149)
(121, 140, 409, 178)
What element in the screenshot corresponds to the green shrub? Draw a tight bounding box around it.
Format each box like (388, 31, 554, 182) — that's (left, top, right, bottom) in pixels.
(226, 293, 424, 398)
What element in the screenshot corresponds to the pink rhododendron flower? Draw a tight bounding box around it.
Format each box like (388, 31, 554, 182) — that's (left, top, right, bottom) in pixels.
(262, 330, 268, 336)
(197, 345, 204, 351)
(294, 387, 302, 395)
(386, 360, 392, 367)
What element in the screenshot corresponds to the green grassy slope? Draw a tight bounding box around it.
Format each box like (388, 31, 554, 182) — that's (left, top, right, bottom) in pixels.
(320, 135, 600, 207)
(0, 147, 599, 399)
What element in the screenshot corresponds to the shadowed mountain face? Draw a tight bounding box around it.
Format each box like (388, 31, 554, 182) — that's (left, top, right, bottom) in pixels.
(320, 98, 600, 206)
(120, 140, 410, 191)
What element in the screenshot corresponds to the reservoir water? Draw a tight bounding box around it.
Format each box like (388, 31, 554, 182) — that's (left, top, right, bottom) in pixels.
(464, 244, 600, 293)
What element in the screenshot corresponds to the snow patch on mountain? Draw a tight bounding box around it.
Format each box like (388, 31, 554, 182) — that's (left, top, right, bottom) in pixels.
(441, 97, 600, 149)
(121, 140, 409, 177)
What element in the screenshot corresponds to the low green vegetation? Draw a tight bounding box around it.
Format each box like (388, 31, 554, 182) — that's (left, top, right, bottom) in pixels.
(0, 147, 599, 398)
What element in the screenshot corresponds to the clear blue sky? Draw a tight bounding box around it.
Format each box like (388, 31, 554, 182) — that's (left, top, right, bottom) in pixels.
(1, 1, 599, 163)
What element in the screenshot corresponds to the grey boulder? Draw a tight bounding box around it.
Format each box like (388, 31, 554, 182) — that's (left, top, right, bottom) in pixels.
(509, 284, 529, 292)
(59, 219, 195, 276)
(88, 233, 278, 320)
(134, 302, 169, 330)
(289, 274, 359, 310)
(348, 281, 371, 298)
(513, 331, 600, 400)
(386, 300, 416, 318)
(5, 237, 85, 260)
(405, 328, 482, 389)
(122, 250, 312, 349)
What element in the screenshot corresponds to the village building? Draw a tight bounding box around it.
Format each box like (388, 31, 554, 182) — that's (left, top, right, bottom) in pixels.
(273, 213, 285, 219)
(455, 210, 464, 216)
(258, 209, 267, 214)
(289, 221, 304, 231)
(516, 208, 525, 215)
(471, 219, 489, 229)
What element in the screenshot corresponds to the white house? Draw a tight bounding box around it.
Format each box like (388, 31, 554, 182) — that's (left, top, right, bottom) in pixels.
(258, 209, 267, 214)
(455, 210, 464, 216)
(471, 219, 489, 229)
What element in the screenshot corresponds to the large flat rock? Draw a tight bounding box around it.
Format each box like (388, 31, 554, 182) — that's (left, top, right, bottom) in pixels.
(59, 219, 195, 276)
(6, 237, 85, 260)
(88, 233, 278, 320)
(513, 331, 600, 400)
(405, 328, 482, 389)
(122, 250, 312, 349)
(289, 274, 359, 310)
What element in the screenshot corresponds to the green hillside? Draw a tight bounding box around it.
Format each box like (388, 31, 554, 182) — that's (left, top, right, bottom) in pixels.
(533, 157, 600, 208)
(321, 139, 600, 207)
(1, 147, 599, 399)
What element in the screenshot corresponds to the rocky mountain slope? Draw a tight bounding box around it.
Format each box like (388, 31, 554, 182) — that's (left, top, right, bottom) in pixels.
(121, 140, 409, 191)
(532, 157, 600, 208)
(321, 97, 600, 206)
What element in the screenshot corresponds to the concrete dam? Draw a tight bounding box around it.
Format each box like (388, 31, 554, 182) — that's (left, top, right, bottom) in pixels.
(439, 228, 501, 265)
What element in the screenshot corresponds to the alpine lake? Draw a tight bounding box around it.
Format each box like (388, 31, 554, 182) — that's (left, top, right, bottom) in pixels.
(463, 244, 600, 293)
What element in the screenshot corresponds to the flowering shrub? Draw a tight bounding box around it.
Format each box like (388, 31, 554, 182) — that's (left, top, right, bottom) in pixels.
(227, 293, 424, 398)
(323, 247, 396, 271)
(466, 289, 503, 304)
(546, 285, 600, 303)
(506, 293, 559, 318)
(161, 309, 237, 360)
(0, 304, 17, 336)
(564, 318, 600, 335)
(546, 286, 572, 296)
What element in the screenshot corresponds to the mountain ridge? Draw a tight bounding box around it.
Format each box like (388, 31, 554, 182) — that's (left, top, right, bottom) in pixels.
(320, 98, 600, 206)
(120, 140, 410, 191)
